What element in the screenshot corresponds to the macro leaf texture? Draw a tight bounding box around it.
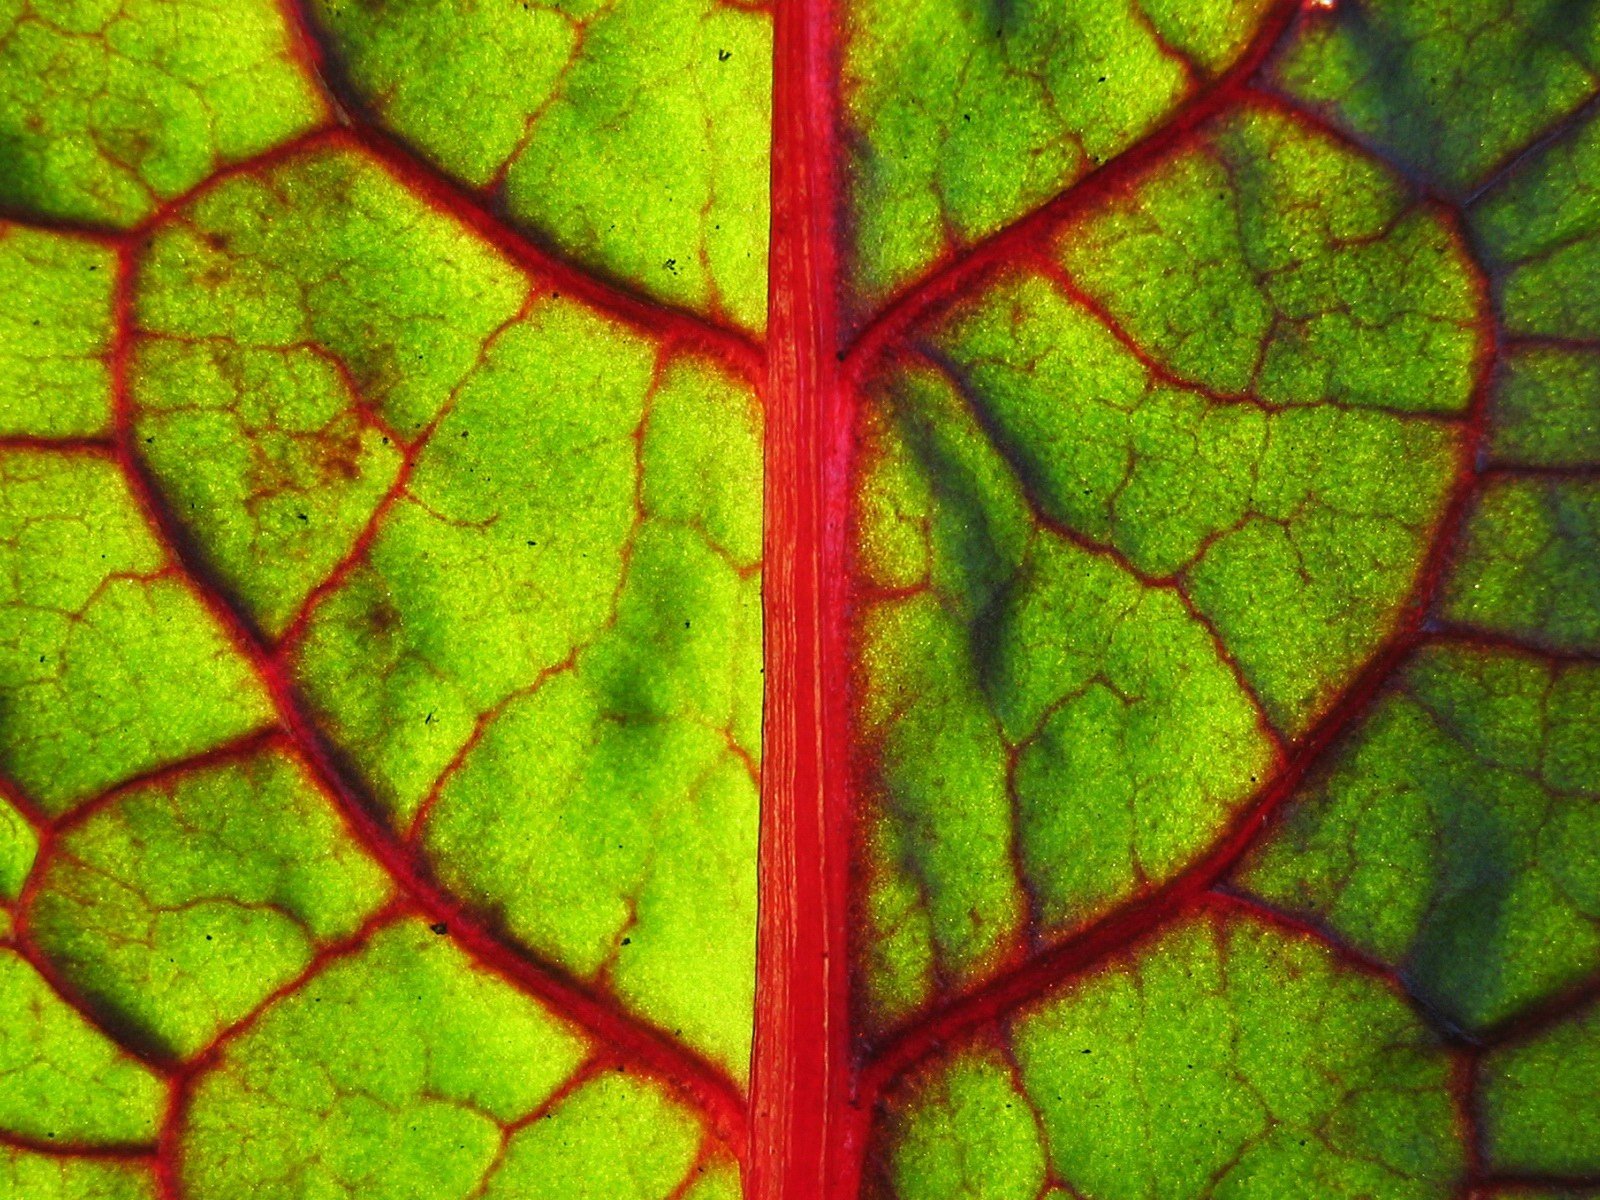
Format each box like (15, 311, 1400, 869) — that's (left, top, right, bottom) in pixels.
(0, 0, 1598, 1197)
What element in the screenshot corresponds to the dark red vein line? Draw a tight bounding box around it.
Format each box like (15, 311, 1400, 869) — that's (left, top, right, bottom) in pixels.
(1465, 83, 1600, 208)
(857, 193, 1500, 1112)
(1205, 889, 1461, 1030)
(104, 246, 750, 1152)
(1473, 1173, 1600, 1193)
(1431, 625, 1600, 666)
(0, 1130, 156, 1160)
(1459, 1050, 1487, 1200)
(10, 785, 178, 1074)
(1475, 973, 1600, 1051)
(838, 0, 1302, 380)
(0, 435, 115, 454)
(47, 729, 282, 836)
(267, 0, 765, 386)
(4, 923, 175, 1074)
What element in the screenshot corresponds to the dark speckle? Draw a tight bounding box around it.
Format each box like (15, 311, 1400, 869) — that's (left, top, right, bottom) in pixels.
(429, 922, 449, 935)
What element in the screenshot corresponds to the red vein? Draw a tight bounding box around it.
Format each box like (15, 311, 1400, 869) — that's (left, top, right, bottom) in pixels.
(104, 243, 750, 1153)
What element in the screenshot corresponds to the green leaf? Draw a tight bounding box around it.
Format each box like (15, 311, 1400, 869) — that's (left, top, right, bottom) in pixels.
(878, 909, 1463, 1199)
(2, 0, 1600, 1196)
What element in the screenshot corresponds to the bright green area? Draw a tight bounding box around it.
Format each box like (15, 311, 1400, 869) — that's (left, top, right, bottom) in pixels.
(480, 1073, 705, 1200)
(880, 1045, 1048, 1200)
(1272, 0, 1600, 194)
(0, 1151, 158, 1200)
(414, 353, 762, 1079)
(1240, 644, 1600, 1032)
(0, 449, 273, 814)
(1481, 998, 1600, 1176)
(1474, 107, 1600, 341)
(0, 225, 115, 438)
(878, 912, 1464, 1199)
(0, 793, 36, 901)
(292, 294, 655, 817)
(839, 0, 1273, 305)
(314, 0, 771, 329)
(134, 143, 527, 637)
(0, 0, 325, 226)
(28, 746, 392, 1060)
(0, 948, 165, 1146)
(1442, 479, 1600, 654)
(1059, 105, 1480, 415)
(179, 918, 710, 1200)
(1489, 347, 1600, 468)
(854, 364, 1275, 1027)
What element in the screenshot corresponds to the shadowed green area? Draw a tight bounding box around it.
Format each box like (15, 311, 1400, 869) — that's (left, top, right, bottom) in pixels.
(0, 225, 115, 438)
(180, 918, 713, 1200)
(839, 0, 1274, 306)
(854, 102, 1473, 1028)
(1239, 644, 1600, 1032)
(876, 911, 1464, 1199)
(1474, 107, 1600, 341)
(0, 1151, 158, 1200)
(1271, 0, 1600, 194)
(0, 0, 326, 226)
(133, 143, 526, 637)
(1441, 479, 1600, 654)
(314, 0, 771, 329)
(1489, 347, 1600, 468)
(0, 949, 165, 1146)
(0, 450, 274, 814)
(1058, 105, 1480, 415)
(27, 746, 393, 1060)
(1481, 998, 1600, 1176)
(855, 365, 1274, 1026)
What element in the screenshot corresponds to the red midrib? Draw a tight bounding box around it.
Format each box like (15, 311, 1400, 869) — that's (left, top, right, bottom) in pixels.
(752, 0, 858, 1191)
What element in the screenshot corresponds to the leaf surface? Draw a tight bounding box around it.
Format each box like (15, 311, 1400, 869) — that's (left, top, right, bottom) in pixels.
(0, 0, 1599, 1197)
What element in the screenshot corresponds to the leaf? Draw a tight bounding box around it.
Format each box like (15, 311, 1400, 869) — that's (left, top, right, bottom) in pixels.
(1, 0, 1599, 1197)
